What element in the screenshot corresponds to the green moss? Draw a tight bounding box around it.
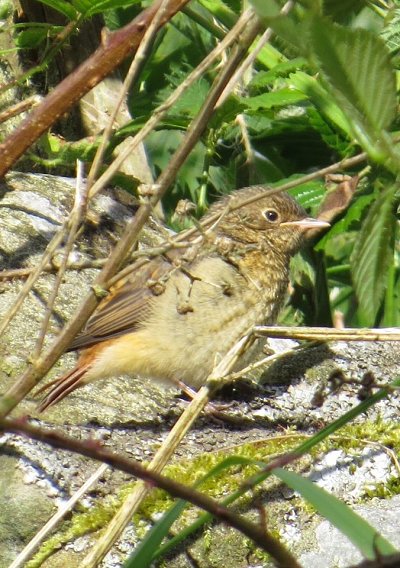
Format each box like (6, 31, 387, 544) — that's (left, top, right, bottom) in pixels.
(28, 417, 400, 566)
(29, 433, 303, 565)
(27, 495, 119, 568)
(364, 476, 400, 499)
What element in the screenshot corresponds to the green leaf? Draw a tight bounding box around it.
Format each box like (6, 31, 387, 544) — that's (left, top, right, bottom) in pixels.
(273, 468, 397, 559)
(380, 9, 400, 54)
(250, 0, 282, 18)
(309, 17, 397, 159)
(286, 179, 327, 214)
(306, 107, 351, 156)
(16, 28, 49, 49)
(36, 0, 78, 19)
(351, 183, 397, 325)
(289, 71, 352, 136)
(321, 192, 375, 236)
(84, 0, 142, 17)
(248, 58, 308, 92)
(242, 88, 308, 111)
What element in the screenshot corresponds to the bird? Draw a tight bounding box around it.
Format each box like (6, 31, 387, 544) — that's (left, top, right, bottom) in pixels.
(37, 186, 329, 412)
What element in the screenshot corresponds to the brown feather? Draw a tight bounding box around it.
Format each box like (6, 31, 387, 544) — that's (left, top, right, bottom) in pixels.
(37, 363, 92, 412)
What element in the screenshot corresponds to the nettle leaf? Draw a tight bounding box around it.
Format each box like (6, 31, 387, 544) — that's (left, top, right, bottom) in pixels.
(248, 58, 307, 93)
(306, 107, 351, 157)
(310, 17, 397, 152)
(316, 192, 375, 252)
(287, 179, 327, 214)
(242, 88, 307, 112)
(380, 9, 400, 54)
(351, 184, 397, 326)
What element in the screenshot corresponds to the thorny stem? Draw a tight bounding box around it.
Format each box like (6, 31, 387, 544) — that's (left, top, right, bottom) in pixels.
(0, 0, 190, 176)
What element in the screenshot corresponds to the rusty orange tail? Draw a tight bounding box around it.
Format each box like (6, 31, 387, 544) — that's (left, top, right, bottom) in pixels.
(36, 364, 91, 412)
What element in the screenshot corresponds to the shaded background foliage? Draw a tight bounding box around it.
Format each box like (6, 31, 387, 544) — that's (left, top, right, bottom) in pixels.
(7, 0, 400, 327)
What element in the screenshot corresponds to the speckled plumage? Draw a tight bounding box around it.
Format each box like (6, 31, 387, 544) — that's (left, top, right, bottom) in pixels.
(38, 186, 327, 411)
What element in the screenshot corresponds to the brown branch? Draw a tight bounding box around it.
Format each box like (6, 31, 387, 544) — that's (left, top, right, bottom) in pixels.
(2, 418, 301, 568)
(0, 0, 190, 176)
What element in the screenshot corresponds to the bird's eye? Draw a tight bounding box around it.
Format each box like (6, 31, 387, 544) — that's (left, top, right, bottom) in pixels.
(263, 209, 279, 223)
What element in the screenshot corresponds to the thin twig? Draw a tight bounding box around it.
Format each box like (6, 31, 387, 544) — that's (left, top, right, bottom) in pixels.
(0, 260, 107, 281)
(86, 0, 174, 190)
(225, 341, 318, 383)
(217, 0, 294, 107)
(32, 162, 89, 358)
(254, 326, 400, 342)
(8, 463, 109, 568)
(0, 95, 41, 124)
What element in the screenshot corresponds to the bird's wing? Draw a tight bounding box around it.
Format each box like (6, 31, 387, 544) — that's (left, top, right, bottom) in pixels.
(69, 257, 173, 351)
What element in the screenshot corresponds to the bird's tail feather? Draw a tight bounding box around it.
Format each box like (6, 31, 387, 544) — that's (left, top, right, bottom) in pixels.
(36, 364, 91, 412)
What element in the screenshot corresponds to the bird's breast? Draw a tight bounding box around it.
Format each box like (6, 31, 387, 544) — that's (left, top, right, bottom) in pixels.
(125, 254, 288, 387)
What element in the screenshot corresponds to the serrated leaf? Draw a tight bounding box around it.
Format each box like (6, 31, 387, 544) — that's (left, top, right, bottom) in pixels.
(242, 88, 307, 111)
(380, 9, 400, 54)
(351, 184, 397, 325)
(318, 193, 375, 240)
(310, 18, 397, 142)
(273, 468, 397, 559)
(287, 179, 327, 214)
(248, 58, 307, 92)
(306, 107, 351, 156)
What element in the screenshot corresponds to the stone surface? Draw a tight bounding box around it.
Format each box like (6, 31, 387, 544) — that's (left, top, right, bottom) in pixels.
(300, 495, 400, 567)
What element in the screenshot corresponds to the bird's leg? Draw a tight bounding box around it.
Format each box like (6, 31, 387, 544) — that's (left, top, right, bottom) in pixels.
(175, 380, 234, 413)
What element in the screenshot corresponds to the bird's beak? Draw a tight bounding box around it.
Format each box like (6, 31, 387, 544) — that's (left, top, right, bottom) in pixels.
(281, 217, 330, 231)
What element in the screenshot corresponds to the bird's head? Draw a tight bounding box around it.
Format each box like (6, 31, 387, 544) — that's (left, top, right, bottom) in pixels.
(209, 186, 329, 257)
